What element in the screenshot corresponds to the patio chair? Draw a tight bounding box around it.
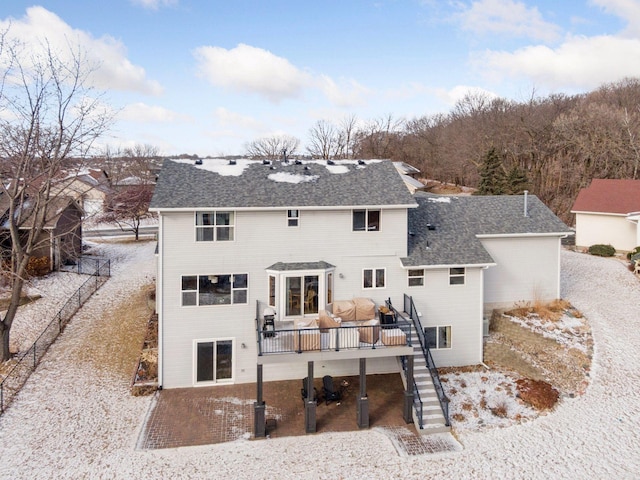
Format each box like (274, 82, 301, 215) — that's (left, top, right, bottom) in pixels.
(301, 377, 318, 403)
(322, 375, 342, 405)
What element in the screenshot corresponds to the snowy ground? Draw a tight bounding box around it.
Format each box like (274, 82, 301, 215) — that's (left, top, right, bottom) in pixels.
(1, 248, 639, 479)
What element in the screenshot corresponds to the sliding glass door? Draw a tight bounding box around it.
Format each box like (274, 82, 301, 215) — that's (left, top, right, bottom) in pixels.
(195, 339, 233, 384)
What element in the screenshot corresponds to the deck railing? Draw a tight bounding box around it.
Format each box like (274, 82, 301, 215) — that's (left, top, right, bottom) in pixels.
(400, 294, 450, 427)
(255, 300, 411, 355)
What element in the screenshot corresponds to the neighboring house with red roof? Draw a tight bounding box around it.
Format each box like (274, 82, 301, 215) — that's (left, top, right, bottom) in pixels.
(571, 179, 640, 251)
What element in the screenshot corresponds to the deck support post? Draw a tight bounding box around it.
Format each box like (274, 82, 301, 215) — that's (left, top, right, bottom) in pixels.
(357, 358, 369, 428)
(304, 361, 316, 433)
(254, 364, 266, 438)
(403, 355, 414, 424)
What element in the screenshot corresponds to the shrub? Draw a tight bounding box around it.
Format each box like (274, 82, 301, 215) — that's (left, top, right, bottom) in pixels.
(588, 244, 616, 257)
(25, 256, 50, 277)
(626, 246, 640, 260)
(516, 378, 559, 410)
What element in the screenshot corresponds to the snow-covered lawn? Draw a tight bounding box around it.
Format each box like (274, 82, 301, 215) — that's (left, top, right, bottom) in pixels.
(1, 248, 639, 479)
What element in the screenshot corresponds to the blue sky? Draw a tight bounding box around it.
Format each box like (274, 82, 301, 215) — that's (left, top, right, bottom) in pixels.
(1, 1, 639, 156)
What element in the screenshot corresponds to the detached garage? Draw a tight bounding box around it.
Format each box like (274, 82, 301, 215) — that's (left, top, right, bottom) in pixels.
(571, 179, 640, 252)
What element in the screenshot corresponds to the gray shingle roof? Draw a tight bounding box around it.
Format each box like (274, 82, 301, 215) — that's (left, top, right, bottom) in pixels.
(150, 159, 417, 209)
(266, 261, 335, 271)
(402, 193, 572, 267)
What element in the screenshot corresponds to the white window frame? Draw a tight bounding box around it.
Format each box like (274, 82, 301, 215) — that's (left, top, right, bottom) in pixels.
(193, 338, 235, 386)
(286, 209, 299, 227)
(352, 209, 381, 232)
(181, 273, 248, 306)
(363, 268, 386, 289)
(449, 267, 465, 286)
(407, 269, 425, 287)
(268, 274, 276, 307)
(195, 211, 235, 242)
(424, 326, 452, 349)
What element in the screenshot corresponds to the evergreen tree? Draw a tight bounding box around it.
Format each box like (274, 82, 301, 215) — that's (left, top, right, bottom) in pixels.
(505, 164, 529, 194)
(476, 147, 506, 195)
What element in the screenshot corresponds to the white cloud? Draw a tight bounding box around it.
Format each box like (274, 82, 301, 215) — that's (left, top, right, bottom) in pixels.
(213, 107, 263, 130)
(316, 75, 371, 107)
(193, 43, 369, 107)
(590, 0, 640, 36)
(194, 44, 312, 102)
(454, 0, 562, 42)
(121, 103, 192, 123)
(130, 0, 178, 9)
(434, 85, 499, 105)
(0, 6, 162, 95)
(478, 34, 640, 90)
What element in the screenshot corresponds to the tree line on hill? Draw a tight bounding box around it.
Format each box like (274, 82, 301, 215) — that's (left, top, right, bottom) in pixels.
(247, 78, 640, 225)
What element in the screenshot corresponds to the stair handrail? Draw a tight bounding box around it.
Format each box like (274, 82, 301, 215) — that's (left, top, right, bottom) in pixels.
(399, 295, 450, 426)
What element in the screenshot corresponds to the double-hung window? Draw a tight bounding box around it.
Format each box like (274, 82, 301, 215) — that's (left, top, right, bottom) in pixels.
(353, 209, 380, 231)
(287, 209, 299, 227)
(182, 274, 248, 306)
(425, 326, 452, 349)
(408, 269, 425, 287)
(449, 267, 465, 285)
(363, 268, 385, 289)
(196, 211, 234, 241)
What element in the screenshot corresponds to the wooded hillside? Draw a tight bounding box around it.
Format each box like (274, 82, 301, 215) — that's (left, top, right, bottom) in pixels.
(351, 78, 640, 225)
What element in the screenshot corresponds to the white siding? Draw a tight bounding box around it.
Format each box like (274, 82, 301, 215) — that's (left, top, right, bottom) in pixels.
(481, 236, 561, 310)
(575, 212, 637, 251)
(409, 267, 484, 367)
(158, 207, 413, 387)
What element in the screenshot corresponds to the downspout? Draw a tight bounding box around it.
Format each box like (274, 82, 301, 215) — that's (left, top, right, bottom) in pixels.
(157, 213, 164, 388)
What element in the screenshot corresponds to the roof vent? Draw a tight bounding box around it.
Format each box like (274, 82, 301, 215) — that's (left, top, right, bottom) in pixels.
(295, 160, 303, 165)
(229, 159, 236, 165)
(269, 165, 276, 170)
(427, 223, 436, 231)
(262, 159, 271, 165)
(523, 190, 529, 217)
(194, 159, 203, 165)
(358, 160, 365, 165)
(304, 165, 310, 171)
(327, 160, 335, 165)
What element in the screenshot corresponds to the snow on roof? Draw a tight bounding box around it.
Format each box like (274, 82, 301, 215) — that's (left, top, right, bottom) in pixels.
(169, 158, 383, 177)
(267, 172, 319, 184)
(427, 196, 451, 203)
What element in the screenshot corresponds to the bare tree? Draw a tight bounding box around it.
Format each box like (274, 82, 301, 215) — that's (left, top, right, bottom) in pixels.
(0, 36, 112, 361)
(244, 135, 300, 160)
(100, 185, 154, 241)
(120, 143, 161, 186)
(307, 120, 339, 159)
(339, 114, 359, 159)
(353, 114, 404, 159)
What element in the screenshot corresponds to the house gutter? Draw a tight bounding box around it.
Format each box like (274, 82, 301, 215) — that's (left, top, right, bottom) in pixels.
(149, 203, 419, 213)
(476, 232, 572, 239)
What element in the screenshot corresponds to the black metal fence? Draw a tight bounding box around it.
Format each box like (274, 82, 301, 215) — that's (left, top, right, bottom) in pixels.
(0, 257, 111, 414)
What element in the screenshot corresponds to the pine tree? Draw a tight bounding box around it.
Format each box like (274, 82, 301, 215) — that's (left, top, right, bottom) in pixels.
(476, 147, 506, 195)
(505, 164, 529, 194)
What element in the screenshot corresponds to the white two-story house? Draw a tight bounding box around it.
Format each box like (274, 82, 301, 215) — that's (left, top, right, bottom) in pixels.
(150, 158, 571, 435)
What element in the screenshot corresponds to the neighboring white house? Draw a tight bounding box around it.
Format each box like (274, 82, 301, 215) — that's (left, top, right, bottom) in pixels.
(571, 179, 640, 252)
(149, 158, 571, 434)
